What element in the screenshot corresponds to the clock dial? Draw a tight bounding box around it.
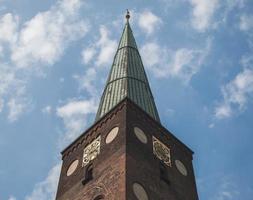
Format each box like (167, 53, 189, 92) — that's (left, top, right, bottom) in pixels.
(133, 183, 149, 200)
(82, 136, 101, 167)
(175, 160, 188, 176)
(153, 136, 171, 167)
(67, 159, 79, 176)
(134, 127, 148, 144)
(106, 127, 119, 144)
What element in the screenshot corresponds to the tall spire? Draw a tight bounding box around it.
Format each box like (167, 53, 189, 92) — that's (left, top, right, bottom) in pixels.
(96, 10, 160, 122)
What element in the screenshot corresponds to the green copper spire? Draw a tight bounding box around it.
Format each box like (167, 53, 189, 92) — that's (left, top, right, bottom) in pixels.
(96, 11, 160, 122)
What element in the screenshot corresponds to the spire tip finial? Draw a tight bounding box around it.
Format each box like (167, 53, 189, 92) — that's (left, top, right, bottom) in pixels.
(126, 9, 130, 21)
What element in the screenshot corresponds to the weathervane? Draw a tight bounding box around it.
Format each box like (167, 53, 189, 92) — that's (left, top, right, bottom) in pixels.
(126, 9, 130, 21)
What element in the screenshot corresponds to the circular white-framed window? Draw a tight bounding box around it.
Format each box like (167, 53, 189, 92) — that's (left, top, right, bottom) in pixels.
(175, 159, 188, 176)
(67, 159, 79, 176)
(134, 127, 148, 144)
(105, 126, 119, 144)
(133, 182, 149, 200)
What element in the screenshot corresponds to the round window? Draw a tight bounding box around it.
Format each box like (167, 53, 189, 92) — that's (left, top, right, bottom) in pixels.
(133, 183, 149, 200)
(67, 159, 79, 176)
(175, 160, 188, 176)
(134, 127, 148, 144)
(106, 127, 119, 144)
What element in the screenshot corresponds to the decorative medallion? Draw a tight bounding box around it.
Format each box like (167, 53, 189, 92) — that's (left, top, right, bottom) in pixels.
(66, 159, 79, 176)
(134, 127, 148, 144)
(83, 136, 101, 167)
(133, 183, 149, 200)
(152, 136, 171, 167)
(106, 127, 119, 144)
(175, 160, 188, 176)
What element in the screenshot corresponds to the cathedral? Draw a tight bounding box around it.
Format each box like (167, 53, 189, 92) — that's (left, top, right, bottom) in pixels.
(55, 11, 199, 200)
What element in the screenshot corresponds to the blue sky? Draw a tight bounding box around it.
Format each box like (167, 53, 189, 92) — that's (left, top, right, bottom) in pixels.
(0, 0, 253, 199)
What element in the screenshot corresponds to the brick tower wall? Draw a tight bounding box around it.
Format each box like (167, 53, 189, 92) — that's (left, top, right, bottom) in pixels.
(56, 102, 127, 200)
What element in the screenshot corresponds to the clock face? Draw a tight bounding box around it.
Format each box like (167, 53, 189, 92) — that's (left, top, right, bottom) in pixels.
(134, 127, 148, 144)
(66, 159, 79, 176)
(153, 137, 171, 167)
(133, 183, 149, 200)
(82, 136, 101, 167)
(106, 127, 119, 144)
(175, 160, 188, 176)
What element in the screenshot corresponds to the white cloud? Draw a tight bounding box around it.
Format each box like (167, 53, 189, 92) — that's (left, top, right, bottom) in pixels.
(189, 0, 219, 32)
(211, 176, 240, 200)
(215, 69, 253, 119)
(138, 10, 162, 35)
(0, 64, 30, 122)
(0, 0, 90, 121)
(0, 98, 4, 112)
(56, 99, 97, 146)
(0, 66, 30, 122)
(79, 25, 117, 99)
(0, 13, 18, 44)
(74, 68, 98, 96)
(224, 0, 245, 20)
(25, 163, 61, 200)
(239, 14, 253, 32)
(95, 26, 117, 67)
(42, 105, 52, 114)
(0, 65, 16, 98)
(82, 46, 96, 64)
(57, 99, 97, 117)
(141, 38, 211, 83)
(7, 97, 29, 122)
(11, 0, 89, 68)
(26, 98, 97, 200)
(81, 25, 117, 67)
(240, 54, 253, 68)
(215, 104, 232, 119)
(8, 196, 16, 200)
(0, 45, 3, 56)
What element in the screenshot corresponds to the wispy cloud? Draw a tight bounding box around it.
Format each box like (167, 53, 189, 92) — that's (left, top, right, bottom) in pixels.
(81, 46, 96, 64)
(95, 26, 117, 67)
(0, 0, 90, 122)
(41, 105, 52, 114)
(8, 196, 16, 200)
(7, 97, 30, 122)
(198, 173, 253, 200)
(25, 163, 61, 200)
(16, 0, 92, 199)
(56, 98, 97, 147)
(239, 14, 253, 32)
(141, 38, 211, 83)
(211, 176, 240, 200)
(0, 13, 18, 45)
(0, 64, 29, 122)
(73, 68, 98, 96)
(189, 0, 220, 32)
(26, 97, 97, 200)
(11, 0, 89, 68)
(79, 24, 117, 99)
(82, 25, 117, 67)
(215, 68, 253, 119)
(138, 10, 162, 35)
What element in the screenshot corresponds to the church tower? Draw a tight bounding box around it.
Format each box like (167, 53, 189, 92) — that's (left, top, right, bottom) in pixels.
(56, 11, 199, 200)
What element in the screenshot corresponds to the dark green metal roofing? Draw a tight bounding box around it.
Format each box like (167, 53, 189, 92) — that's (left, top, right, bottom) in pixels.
(95, 19, 160, 122)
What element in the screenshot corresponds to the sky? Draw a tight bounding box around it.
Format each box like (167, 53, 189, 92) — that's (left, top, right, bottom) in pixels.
(0, 0, 253, 199)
